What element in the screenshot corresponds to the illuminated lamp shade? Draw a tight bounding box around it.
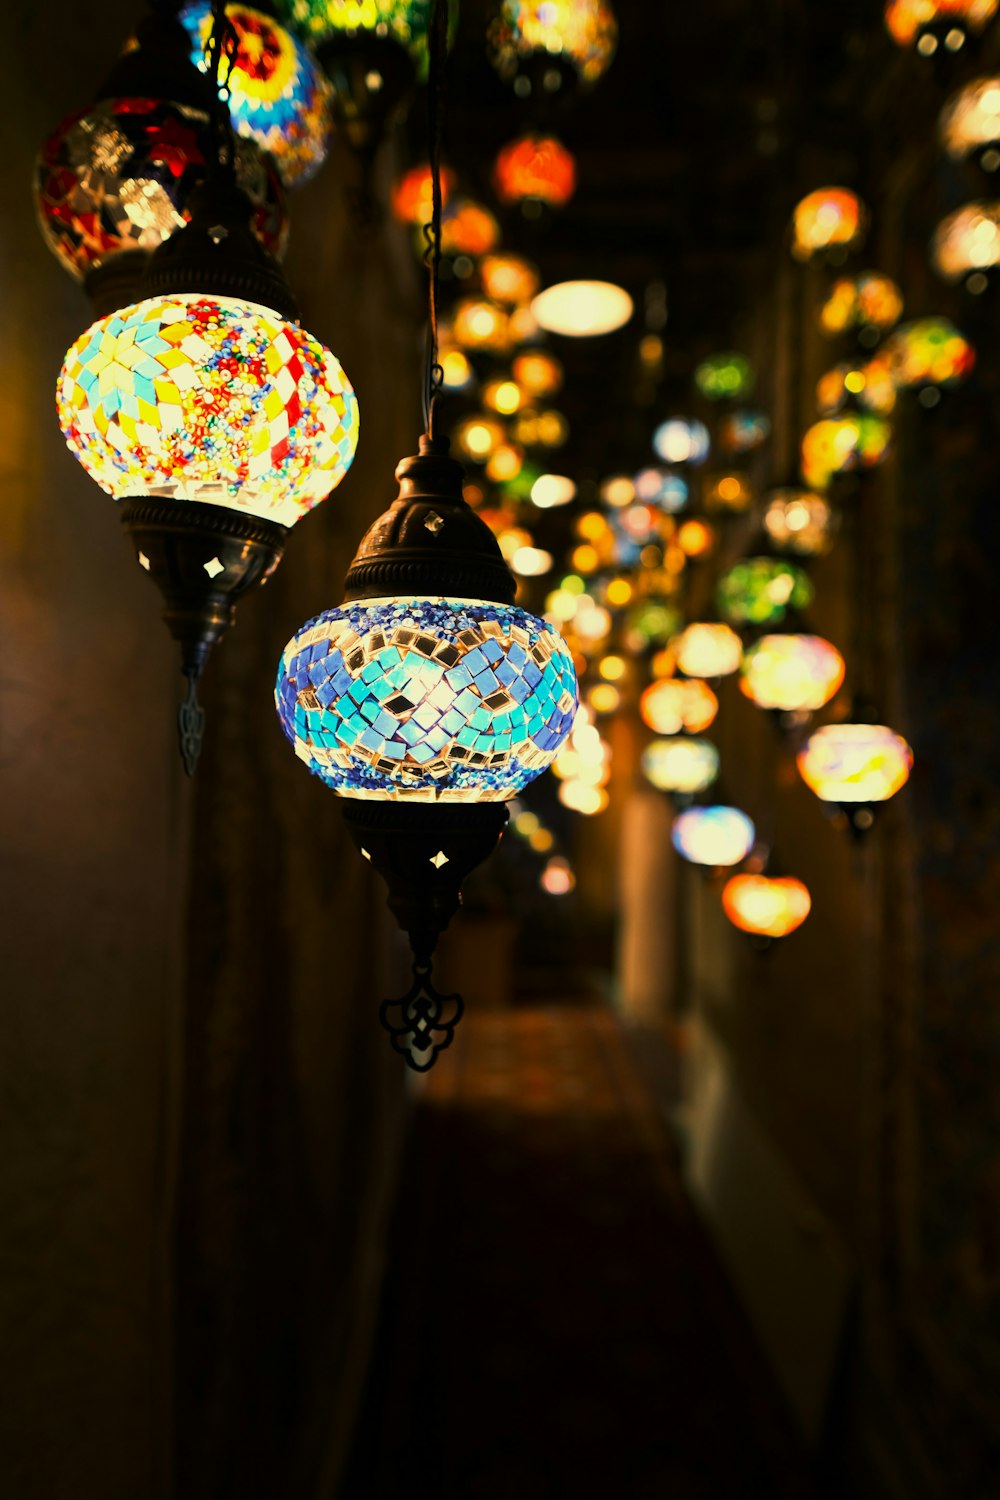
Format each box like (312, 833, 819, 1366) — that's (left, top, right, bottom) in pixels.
(797, 723, 913, 832)
(480, 253, 540, 306)
(513, 350, 563, 398)
(625, 599, 684, 651)
(722, 875, 811, 939)
(494, 134, 577, 209)
(739, 635, 845, 712)
(272, 0, 445, 151)
(451, 298, 510, 352)
(885, 0, 998, 53)
(181, 1, 332, 186)
(716, 558, 814, 627)
(704, 471, 753, 513)
(932, 202, 1000, 288)
(484, 378, 525, 415)
(801, 415, 891, 491)
(57, 172, 358, 774)
(439, 197, 501, 258)
(634, 467, 688, 512)
(642, 738, 720, 796)
(531, 473, 576, 508)
(816, 360, 896, 416)
(763, 489, 838, 556)
(391, 160, 456, 223)
(653, 418, 710, 466)
(819, 272, 904, 338)
(940, 77, 1000, 165)
(694, 351, 755, 401)
(791, 188, 868, 263)
(883, 318, 976, 387)
(275, 436, 578, 1068)
(35, 0, 289, 313)
(452, 414, 505, 461)
(675, 623, 743, 679)
(718, 409, 771, 455)
(438, 346, 474, 390)
(487, 0, 618, 92)
(677, 519, 715, 557)
(531, 281, 634, 337)
(485, 443, 524, 484)
(640, 677, 718, 735)
(672, 806, 755, 868)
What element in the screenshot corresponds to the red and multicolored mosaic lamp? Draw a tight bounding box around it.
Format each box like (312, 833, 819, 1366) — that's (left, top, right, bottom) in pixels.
(34, 1, 287, 314)
(55, 5, 358, 774)
(494, 134, 577, 211)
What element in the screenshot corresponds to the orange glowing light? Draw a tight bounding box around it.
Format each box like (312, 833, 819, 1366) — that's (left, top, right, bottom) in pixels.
(480, 253, 540, 306)
(792, 187, 868, 261)
(677, 520, 715, 557)
(391, 162, 456, 224)
(494, 133, 577, 207)
(722, 875, 812, 938)
(512, 350, 564, 398)
(740, 635, 846, 712)
(440, 198, 501, 257)
(797, 723, 913, 803)
(886, 0, 997, 50)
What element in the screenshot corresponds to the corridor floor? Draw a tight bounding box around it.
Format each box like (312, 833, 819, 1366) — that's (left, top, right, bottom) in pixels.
(344, 1004, 817, 1500)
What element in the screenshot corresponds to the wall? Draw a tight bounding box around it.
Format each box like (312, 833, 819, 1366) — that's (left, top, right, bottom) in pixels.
(0, 6, 416, 1495)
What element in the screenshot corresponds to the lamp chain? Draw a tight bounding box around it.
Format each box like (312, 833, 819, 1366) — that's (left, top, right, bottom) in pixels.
(422, 0, 449, 439)
(206, 0, 239, 175)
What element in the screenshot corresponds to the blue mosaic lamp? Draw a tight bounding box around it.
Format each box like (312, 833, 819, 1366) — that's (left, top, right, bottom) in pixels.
(276, 435, 578, 1069)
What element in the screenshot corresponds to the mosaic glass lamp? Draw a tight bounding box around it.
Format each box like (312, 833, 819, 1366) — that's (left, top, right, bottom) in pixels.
(493, 134, 577, 210)
(883, 318, 976, 387)
(722, 875, 811, 939)
(791, 188, 868, 263)
(34, 3, 287, 314)
(763, 488, 839, 556)
(694, 352, 755, 401)
(819, 273, 904, 340)
(716, 558, 814, 628)
(672, 806, 755, 868)
(273, 0, 441, 152)
(740, 635, 845, 713)
(886, 0, 998, 54)
(180, 1, 332, 186)
(275, 435, 578, 1069)
(57, 170, 358, 773)
(932, 202, 1000, 288)
(797, 721, 913, 835)
(674, 623, 743, 679)
(642, 738, 720, 798)
(639, 677, 718, 735)
(391, 161, 456, 223)
(487, 0, 618, 95)
(801, 415, 891, 491)
(940, 77, 1000, 166)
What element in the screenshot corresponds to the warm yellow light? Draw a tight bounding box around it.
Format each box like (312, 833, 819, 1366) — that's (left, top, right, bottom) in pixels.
(531, 279, 634, 337)
(440, 348, 473, 389)
(486, 442, 524, 482)
(454, 414, 504, 458)
(496, 525, 533, 561)
(479, 252, 540, 306)
(559, 781, 610, 815)
(485, 378, 524, 415)
(513, 809, 540, 836)
(599, 654, 626, 681)
(531, 827, 556, 854)
(531, 473, 576, 508)
(797, 722, 913, 802)
(588, 683, 620, 714)
(601, 475, 635, 507)
(740, 634, 845, 711)
(677, 520, 715, 557)
(535, 410, 569, 447)
(572, 543, 599, 573)
(540, 856, 575, 894)
(675, 623, 743, 678)
(605, 577, 633, 606)
(574, 603, 611, 641)
(639, 677, 719, 734)
(510, 544, 553, 576)
(722, 875, 811, 938)
(639, 333, 663, 365)
(512, 350, 564, 397)
(577, 511, 609, 541)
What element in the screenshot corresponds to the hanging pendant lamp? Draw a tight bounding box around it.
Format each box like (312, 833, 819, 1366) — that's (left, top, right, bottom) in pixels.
(275, 0, 578, 1070)
(56, 1, 359, 774)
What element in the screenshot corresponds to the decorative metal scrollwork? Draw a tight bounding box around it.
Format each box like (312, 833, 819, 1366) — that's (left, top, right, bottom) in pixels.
(178, 670, 206, 778)
(379, 961, 464, 1072)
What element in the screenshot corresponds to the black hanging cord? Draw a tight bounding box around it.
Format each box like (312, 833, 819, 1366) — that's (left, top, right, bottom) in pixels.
(421, 0, 450, 438)
(206, 0, 239, 175)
